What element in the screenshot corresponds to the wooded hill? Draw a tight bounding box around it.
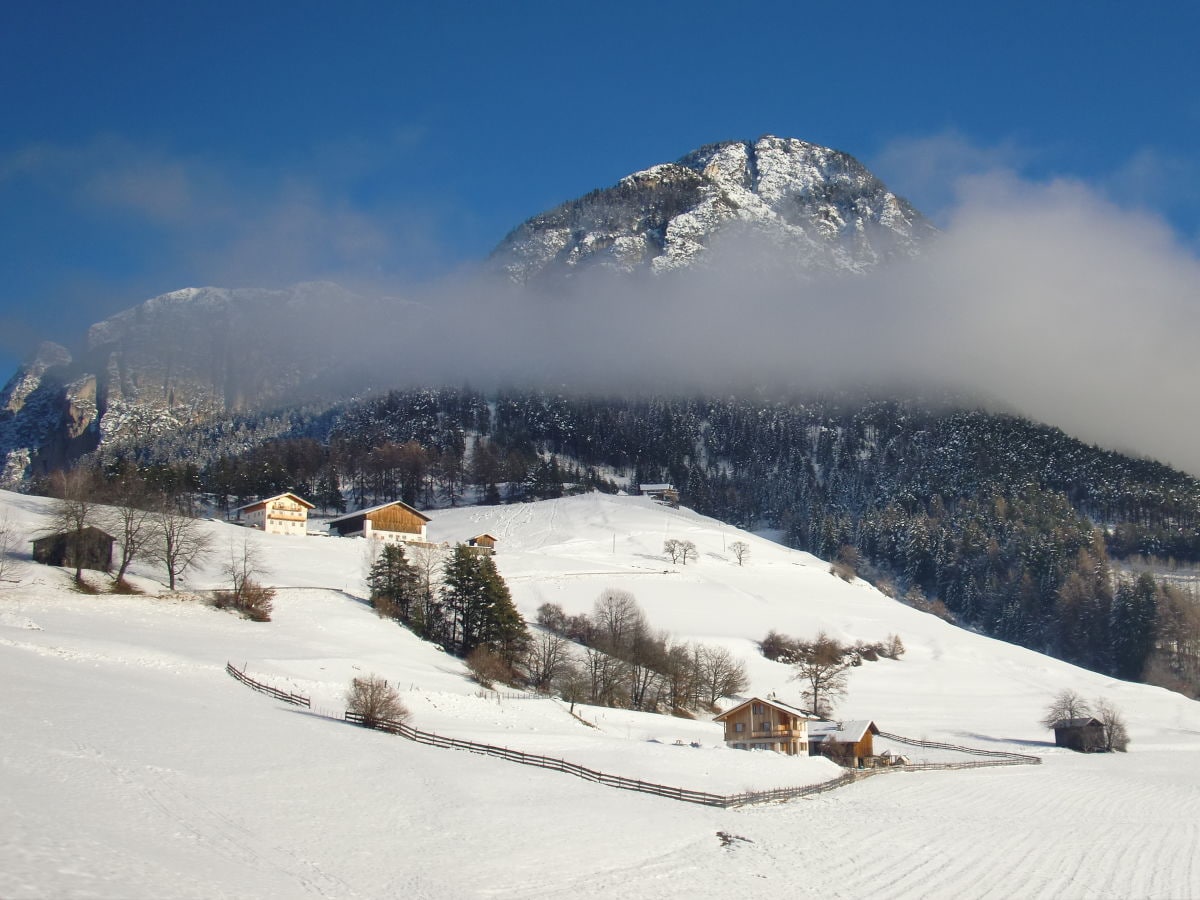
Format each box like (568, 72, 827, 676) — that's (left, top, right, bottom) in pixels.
(69, 387, 1200, 697)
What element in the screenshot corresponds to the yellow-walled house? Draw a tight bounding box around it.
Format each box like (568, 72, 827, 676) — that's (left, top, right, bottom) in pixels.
(714, 697, 812, 755)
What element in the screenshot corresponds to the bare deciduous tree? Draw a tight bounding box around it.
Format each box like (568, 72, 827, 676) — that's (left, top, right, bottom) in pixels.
(1039, 688, 1091, 729)
(523, 628, 570, 692)
(44, 468, 101, 584)
(149, 503, 213, 590)
(1092, 697, 1130, 752)
(696, 645, 749, 708)
(346, 674, 409, 728)
(215, 537, 274, 621)
(791, 631, 852, 717)
(0, 514, 18, 586)
(729, 540, 750, 566)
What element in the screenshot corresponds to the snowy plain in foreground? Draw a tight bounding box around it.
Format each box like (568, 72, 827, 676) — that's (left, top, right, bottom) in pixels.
(2, 489, 1198, 899)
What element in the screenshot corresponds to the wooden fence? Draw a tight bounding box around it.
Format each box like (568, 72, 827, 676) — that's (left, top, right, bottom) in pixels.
(876, 730, 1041, 766)
(225, 662, 311, 708)
(345, 711, 904, 808)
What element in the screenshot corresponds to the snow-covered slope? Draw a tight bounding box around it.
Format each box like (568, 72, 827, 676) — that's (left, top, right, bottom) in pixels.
(2, 491, 1198, 899)
(492, 136, 936, 282)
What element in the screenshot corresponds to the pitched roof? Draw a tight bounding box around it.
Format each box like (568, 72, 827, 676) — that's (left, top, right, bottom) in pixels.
(1052, 717, 1104, 729)
(713, 696, 815, 722)
(809, 720, 880, 742)
(234, 492, 314, 512)
(326, 499, 431, 527)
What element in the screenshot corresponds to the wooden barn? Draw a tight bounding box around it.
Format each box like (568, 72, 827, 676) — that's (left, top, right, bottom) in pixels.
(326, 500, 431, 545)
(466, 533, 498, 555)
(808, 720, 881, 768)
(1051, 717, 1107, 752)
(714, 697, 812, 756)
(233, 492, 314, 536)
(31, 527, 115, 573)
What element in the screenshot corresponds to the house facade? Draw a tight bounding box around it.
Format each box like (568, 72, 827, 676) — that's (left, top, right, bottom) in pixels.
(326, 500, 431, 545)
(234, 493, 314, 536)
(714, 697, 811, 755)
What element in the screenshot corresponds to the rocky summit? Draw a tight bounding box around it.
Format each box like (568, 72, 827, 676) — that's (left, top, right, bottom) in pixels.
(491, 135, 936, 283)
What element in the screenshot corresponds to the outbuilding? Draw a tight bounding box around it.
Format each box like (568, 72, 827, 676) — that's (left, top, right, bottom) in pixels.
(1051, 717, 1107, 752)
(31, 527, 115, 573)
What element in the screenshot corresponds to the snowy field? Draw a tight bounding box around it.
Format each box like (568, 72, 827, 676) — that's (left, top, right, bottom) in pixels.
(2, 490, 1199, 899)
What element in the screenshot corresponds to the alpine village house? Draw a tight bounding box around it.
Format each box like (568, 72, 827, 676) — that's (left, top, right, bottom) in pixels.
(233, 493, 314, 536)
(326, 500, 432, 545)
(715, 697, 812, 756)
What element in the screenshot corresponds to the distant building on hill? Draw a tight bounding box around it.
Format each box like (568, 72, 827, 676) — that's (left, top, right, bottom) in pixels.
(466, 533, 498, 555)
(326, 500, 431, 545)
(233, 493, 314, 536)
(639, 483, 679, 506)
(31, 527, 114, 572)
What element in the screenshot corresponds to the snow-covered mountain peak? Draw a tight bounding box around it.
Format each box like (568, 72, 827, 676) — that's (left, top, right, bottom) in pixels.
(492, 135, 936, 283)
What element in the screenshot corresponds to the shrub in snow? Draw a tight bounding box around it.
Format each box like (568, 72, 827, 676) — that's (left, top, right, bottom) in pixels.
(346, 674, 409, 728)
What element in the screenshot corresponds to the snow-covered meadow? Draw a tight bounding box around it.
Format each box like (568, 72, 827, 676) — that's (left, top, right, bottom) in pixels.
(2, 490, 1198, 898)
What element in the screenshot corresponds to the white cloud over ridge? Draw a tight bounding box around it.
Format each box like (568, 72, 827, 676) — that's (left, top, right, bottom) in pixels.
(359, 170, 1200, 474)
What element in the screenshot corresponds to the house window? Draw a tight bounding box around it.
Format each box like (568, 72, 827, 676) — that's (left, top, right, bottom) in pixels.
(752, 703, 764, 715)
(735, 722, 744, 732)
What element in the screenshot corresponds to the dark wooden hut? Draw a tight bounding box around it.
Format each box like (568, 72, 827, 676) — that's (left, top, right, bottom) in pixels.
(1051, 717, 1106, 752)
(31, 527, 115, 573)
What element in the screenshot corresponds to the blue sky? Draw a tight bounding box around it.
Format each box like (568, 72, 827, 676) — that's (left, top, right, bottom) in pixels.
(2, 0, 1199, 376)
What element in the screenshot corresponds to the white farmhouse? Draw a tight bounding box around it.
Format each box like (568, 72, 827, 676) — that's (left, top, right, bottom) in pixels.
(233, 493, 314, 536)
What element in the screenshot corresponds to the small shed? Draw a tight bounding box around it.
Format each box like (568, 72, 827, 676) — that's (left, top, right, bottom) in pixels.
(1051, 717, 1106, 753)
(467, 533, 498, 555)
(808, 719, 881, 768)
(31, 527, 115, 573)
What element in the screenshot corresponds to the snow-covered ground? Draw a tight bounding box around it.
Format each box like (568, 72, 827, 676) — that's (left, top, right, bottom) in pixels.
(2, 490, 1198, 898)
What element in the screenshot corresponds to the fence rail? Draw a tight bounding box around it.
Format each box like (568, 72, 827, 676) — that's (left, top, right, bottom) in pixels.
(876, 730, 1041, 765)
(224, 665, 1037, 807)
(343, 711, 914, 808)
(225, 662, 311, 708)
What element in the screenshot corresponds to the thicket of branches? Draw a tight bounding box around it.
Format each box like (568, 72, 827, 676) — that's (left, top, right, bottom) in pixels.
(535, 590, 747, 714)
(759, 629, 903, 717)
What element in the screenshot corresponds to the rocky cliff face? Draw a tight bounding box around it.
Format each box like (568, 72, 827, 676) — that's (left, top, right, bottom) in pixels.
(492, 135, 935, 282)
(0, 283, 357, 486)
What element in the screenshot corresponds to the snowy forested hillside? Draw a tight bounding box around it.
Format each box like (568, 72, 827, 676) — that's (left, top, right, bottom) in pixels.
(3, 490, 1199, 898)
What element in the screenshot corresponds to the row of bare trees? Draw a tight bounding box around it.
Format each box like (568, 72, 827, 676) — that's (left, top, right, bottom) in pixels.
(532, 590, 748, 714)
(44, 467, 212, 591)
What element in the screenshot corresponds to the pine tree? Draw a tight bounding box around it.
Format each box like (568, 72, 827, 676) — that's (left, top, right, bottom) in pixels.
(441, 544, 527, 661)
(368, 544, 420, 624)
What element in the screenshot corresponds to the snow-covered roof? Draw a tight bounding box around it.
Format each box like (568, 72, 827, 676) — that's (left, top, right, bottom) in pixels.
(809, 720, 879, 742)
(234, 492, 314, 512)
(714, 696, 815, 722)
(326, 499, 430, 526)
(1052, 717, 1103, 729)
(639, 483, 675, 492)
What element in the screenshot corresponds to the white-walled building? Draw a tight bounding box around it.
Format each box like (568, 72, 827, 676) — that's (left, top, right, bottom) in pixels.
(233, 493, 314, 536)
